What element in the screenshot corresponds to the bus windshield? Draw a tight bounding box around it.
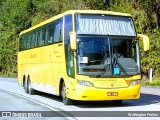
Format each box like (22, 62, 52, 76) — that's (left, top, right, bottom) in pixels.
(77, 36, 140, 77)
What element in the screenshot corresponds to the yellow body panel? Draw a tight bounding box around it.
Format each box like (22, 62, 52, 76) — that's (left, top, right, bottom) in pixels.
(18, 43, 67, 95)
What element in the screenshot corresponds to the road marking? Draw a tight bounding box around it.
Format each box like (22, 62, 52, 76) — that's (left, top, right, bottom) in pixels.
(0, 89, 77, 120)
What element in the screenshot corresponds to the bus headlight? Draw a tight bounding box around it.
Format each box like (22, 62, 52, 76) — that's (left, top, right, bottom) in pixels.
(130, 80, 141, 86)
(77, 80, 94, 87)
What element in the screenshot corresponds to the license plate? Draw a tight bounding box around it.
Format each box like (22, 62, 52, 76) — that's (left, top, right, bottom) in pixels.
(107, 92, 118, 96)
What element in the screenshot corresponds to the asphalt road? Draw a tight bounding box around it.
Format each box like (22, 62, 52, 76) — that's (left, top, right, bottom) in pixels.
(0, 77, 160, 120)
(0, 90, 68, 120)
(0, 89, 51, 111)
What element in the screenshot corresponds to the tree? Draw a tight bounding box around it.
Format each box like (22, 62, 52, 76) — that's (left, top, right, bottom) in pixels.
(0, 0, 32, 75)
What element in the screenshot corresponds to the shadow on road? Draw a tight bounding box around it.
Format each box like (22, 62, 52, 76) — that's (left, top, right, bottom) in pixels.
(134, 93, 160, 105)
(35, 91, 160, 108)
(74, 93, 160, 108)
(36, 91, 62, 102)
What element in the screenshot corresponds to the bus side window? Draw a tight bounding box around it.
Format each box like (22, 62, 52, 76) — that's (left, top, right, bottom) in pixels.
(26, 35, 30, 49)
(23, 36, 27, 50)
(39, 29, 45, 46)
(30, 33, 34, 48)
(45, 25, 49, 45)
(53, 18, 62, 43)
(43, 27, 46, 46)
(48, 24, 53, 44)
(35, 31, 39, 47)
(32, 32, 36, 48)
(53, 21, 60, 43)
(45, 24, 53, 45)
(59, 18, 63, 42)
(33, 32, 36, 48)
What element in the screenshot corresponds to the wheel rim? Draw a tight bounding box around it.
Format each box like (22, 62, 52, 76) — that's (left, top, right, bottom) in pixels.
(61, 83, 66, 100)
(25, 80, 28, 93)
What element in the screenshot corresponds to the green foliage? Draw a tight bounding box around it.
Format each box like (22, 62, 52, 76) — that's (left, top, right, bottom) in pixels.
(155, 68, 160, 78)
(0, 0, 31, 76)
(0, 0, 160, 77)
(30, 0, 89, 25)
(141, 30, 160, 71)
(82, 0, 108, 10)
(108, 0, 149, 33)
(144, 81, 160, 86)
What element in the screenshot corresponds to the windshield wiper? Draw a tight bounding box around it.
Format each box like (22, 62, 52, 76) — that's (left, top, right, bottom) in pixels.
(95, 64, 110, 78)
(113, 57, 127, 75)
(95, 54, 128, 77)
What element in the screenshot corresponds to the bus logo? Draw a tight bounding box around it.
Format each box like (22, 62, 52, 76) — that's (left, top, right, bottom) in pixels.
(111, 84, 114, 87)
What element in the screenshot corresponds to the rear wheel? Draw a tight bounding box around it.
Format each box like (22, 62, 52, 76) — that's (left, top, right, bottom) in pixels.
(112, 100, 123, 105)
(24, 80, 28, 94)
(61, 82, 73, 105)
(28, 78, 35, 95)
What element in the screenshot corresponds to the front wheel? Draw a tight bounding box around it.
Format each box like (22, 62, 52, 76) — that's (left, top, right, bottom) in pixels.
(61, 82, 73, 105)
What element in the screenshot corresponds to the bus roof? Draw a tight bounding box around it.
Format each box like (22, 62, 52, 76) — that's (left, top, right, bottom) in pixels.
(19, 10, 132, 36)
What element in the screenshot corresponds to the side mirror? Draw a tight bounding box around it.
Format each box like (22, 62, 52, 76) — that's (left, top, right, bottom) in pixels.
(138, 34, 150, 51)
(69, 32, 77, 51)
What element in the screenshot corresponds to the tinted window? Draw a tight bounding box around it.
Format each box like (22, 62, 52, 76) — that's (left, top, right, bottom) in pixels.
(19, 17, 63, 51)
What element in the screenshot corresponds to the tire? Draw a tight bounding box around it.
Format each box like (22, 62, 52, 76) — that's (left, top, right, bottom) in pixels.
(24, 80, 29, 94)
(112, 100, 123, 105)
(23, 80, 25, 89)
(28, 78, 35, 95)
(61, 82, 73, 105)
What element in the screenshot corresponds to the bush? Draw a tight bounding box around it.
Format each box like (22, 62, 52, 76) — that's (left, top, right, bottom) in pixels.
(155, 68, 160, 78)
(144, 81, 160, 86)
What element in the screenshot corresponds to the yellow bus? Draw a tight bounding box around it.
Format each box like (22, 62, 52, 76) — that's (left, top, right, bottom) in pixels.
(18, 10, 149, 105)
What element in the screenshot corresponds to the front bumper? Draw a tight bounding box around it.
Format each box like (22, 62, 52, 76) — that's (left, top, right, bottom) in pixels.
(68, 84, 141, 101)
